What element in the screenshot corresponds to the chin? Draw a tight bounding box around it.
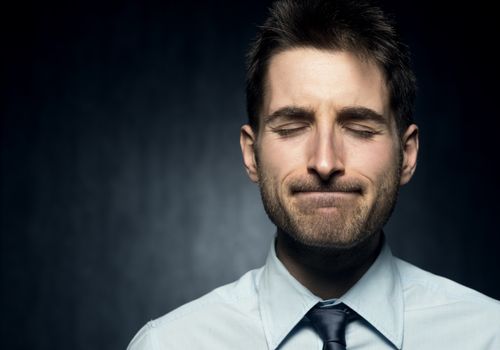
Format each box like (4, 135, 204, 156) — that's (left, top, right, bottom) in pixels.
(287, 227, 373, 251)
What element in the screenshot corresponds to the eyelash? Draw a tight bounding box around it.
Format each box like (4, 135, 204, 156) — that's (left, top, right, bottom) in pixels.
(347, 128, 379, 139)
(274, 128, 306, 136)
(271, 124, 309, 137)
(271, 126, 381, 139)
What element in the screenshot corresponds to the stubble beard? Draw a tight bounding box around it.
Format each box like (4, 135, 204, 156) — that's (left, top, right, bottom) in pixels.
(257, 154, 402, 251)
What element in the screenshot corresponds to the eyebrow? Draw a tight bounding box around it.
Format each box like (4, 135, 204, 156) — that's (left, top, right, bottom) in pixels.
(263, 106, 315, 125)
(337, 106, 388, 126)
(263, 105, 387, 126)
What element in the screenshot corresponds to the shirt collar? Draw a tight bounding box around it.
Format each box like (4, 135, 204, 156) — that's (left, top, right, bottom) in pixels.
(258, 238, 321, 350)
(258, 235, 404, 350)
(340, 239, 404, 349)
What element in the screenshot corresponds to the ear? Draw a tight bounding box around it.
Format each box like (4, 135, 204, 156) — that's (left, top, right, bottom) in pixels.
(400, 124, 419, 186)
(240, 124, 259, 183)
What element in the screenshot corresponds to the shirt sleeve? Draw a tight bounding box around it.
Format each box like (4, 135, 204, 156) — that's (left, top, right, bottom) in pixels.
(489, 331, 500, 350)
(127, 322, 157, 350)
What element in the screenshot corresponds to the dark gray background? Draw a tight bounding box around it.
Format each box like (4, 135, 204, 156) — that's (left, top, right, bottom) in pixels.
(2, 0, 499, 349)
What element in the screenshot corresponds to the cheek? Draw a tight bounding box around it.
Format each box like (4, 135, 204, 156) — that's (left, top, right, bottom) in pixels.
(346, 139, 398, 180)
(259, 137, 305, 179)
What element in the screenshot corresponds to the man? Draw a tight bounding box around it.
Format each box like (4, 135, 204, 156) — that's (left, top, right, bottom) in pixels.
(128, 0, 500, 349)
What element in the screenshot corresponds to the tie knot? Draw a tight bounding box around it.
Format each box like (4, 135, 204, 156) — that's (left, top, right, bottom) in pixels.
(307, 304, 350, 348)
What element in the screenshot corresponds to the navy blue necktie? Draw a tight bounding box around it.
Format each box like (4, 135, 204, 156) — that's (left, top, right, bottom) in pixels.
(307, 304, 351, 350)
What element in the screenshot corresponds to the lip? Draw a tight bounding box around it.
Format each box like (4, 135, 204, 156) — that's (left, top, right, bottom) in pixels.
(293, 191, 359, 208)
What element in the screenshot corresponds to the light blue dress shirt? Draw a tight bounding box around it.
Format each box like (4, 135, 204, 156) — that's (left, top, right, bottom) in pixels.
(128, 238, 500, 349)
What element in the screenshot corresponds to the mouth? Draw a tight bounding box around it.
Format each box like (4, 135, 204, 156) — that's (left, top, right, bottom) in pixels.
(292, 190, 361, 209)
(289, 181, 364, 195)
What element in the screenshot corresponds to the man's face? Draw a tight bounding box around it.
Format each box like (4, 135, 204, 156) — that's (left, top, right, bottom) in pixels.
(241, 48, 418, 249)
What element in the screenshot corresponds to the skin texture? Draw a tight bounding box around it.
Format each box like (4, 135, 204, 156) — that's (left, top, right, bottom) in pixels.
(240, 48, 419, 299)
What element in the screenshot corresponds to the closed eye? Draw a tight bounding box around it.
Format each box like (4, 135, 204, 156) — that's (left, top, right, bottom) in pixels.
(271, 124, 309, 137)
(344, 126, 382, 139)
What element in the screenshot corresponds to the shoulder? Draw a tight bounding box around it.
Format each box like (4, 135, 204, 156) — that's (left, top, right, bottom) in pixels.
(395, 257, 500, 308)
(127, 266, 264, 350)
(394, 257, 500, 343)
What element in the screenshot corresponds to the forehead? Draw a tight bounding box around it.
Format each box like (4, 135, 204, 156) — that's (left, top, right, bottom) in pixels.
(263, 48, 390, 119)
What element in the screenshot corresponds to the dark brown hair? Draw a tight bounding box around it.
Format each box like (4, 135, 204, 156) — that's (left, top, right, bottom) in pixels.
(245, 0, 416, 135)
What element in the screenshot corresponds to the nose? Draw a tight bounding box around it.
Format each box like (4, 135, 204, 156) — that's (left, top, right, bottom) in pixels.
(307, 126, 345, 181)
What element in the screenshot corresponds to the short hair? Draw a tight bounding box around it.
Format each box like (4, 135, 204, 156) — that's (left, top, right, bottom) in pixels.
(245, 0, 416, 135)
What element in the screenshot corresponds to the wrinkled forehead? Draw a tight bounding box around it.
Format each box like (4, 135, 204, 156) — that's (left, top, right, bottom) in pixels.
(261, 48, 392, 124)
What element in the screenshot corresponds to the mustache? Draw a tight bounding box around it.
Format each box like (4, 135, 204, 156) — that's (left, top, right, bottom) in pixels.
(288, 178, 365, 194)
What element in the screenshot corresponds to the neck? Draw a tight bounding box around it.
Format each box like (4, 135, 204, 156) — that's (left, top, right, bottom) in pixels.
(275, 230, 383, 300)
